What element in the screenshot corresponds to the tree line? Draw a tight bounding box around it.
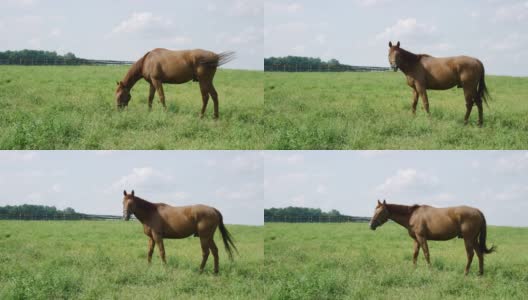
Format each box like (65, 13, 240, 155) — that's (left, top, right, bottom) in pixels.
(264, 207, 370, 223)
(0, 204, 78, 217)
(264, 56, 389, 72)
(0, 50, 81, 64)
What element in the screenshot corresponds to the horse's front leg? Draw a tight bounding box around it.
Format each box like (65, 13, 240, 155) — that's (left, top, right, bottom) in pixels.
(412, 238, 420, 266)
(147, 237, 155, 263)
(418, 89, 430, 115)
(411, 88, 419, 115)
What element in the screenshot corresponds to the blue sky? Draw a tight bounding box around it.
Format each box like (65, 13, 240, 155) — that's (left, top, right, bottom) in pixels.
(0, 0, 262, 70)
(264, 151, 528, 227)
(264, 0, 528, 76)
(0, 151, 263, 225)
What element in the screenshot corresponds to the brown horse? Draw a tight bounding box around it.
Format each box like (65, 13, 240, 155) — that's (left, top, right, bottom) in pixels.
(115, 48, 235, 118)
(122, 190, 237, 273)
(369, 200, 495, 275)
(388, 41, 490, 126)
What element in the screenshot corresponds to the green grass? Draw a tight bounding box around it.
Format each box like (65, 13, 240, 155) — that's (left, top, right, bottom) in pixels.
(0, 66, 263, 149)
(265, 222, 528, 300)
(264, 72, 528, 149)
(0, 221, 263, 299)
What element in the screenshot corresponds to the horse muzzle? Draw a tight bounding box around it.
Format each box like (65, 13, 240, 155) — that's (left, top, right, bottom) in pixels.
(369, 223, 377, 230)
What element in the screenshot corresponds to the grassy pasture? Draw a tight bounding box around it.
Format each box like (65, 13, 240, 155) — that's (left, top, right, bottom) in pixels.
(0, 66, 263, 149)
(0, 221, 263, 299)
(265, 222, 528, 300)
(264, 72, 528, 149)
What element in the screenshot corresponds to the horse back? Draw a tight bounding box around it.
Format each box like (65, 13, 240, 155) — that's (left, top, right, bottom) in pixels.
(420, 55, 482, 89)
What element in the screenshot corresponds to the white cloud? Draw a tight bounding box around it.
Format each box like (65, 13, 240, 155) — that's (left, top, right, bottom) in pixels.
(51, 184, 62, 193)
(315, 34, 326, 44)
(6, 0, 39, 8)
(217, 26, 261, 45)
(215, 183, 261, 201)
(0, 151, 38, 162)
(356, 0, 393, 6)
(230, 0, 262, 17)
(376, 18, 436, 41)
(495, 152, 528, 173)
(265, 2, 303, 14)
(376, 168, 439, 194)
(316, 184, 327, 194)
(111, 12, 173, 36)
(291, 194, 306, 206)
(111, 167, 173, 190)
(494, 2, 528, 22)
(206, 3, 217, 12)
(49, 28, 61, 37)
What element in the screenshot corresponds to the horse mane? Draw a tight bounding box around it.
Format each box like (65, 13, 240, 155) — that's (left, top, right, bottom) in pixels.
(398, 48, 421, 64)
(386, 204, 420, 215)
(133, 195, 157, 213)
(122, 52, 149, 88)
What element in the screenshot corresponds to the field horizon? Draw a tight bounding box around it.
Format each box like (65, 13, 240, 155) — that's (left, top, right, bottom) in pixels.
(264, 71, 528, 149)
(0, 66, 264, 150)
(265, 222, 528, 299)
(0, 220, 263, 299)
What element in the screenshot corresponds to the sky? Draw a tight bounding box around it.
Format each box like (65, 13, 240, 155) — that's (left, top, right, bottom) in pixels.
(0, 151, 263, 225)
(264, 151, 528, 227)
(0, 0, 263, 70)
(264, 0, 528, 76)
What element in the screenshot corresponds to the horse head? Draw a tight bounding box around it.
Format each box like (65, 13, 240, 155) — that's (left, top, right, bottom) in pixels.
(115, 81, 131, 109)
(388, 41, 401, 71)
(370, 199, 390, 230)
(122, 190, 136, 221)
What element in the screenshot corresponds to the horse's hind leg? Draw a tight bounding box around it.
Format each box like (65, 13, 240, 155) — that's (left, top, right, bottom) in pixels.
(209, 83, 219, 119)
(463, 238, 475, 275)
(473, 240, 484, 275)
(463, 87, 475, 125)
(209, 239, 219, 274)
(199, 237, 211, 273)
(152, 79, 167, 110)
(153, 234, 167, 264)
(198, 81, 210, 118)
(148, 83, 155, 111)
(416, 236, 431, 265)
(475, 98, 484, 127)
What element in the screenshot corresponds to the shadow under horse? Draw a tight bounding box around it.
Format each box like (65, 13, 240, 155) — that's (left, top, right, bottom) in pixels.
(388, 41, 490, 126)
(122, 190, 238, 273)
(115, 48, 235, 119)
(370, 200, 495, 275)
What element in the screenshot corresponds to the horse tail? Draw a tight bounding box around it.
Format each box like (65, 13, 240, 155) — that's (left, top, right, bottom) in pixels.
(200, 51, 236, 68)
(214, 208, 238, 260)
(476, 60, 491, 108)
(478, 211, 496, 254)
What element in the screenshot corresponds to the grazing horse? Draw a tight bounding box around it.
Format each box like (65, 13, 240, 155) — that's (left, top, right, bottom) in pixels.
(388, 41, 490, 126)
(369, 200, 495, 275)
(115, 48, 235, 118)
(122, 190, 237, 273)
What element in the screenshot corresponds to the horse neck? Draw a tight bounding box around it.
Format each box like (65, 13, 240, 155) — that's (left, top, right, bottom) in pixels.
(121, 57, 145, 90)
(387, 204, 415, 229)
(132, 197, 156, 223)
(398, 48, 420, 73)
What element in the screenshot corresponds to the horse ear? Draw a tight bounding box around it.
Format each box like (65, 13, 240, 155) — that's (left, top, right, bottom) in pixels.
(377, 199, 381, 205)
(131, 190, 135, 197)
(383, 199, 387, 205)
(396, 41, 400, 48)
(389, 41, 392, 47)
(123, 190, 127, 196)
